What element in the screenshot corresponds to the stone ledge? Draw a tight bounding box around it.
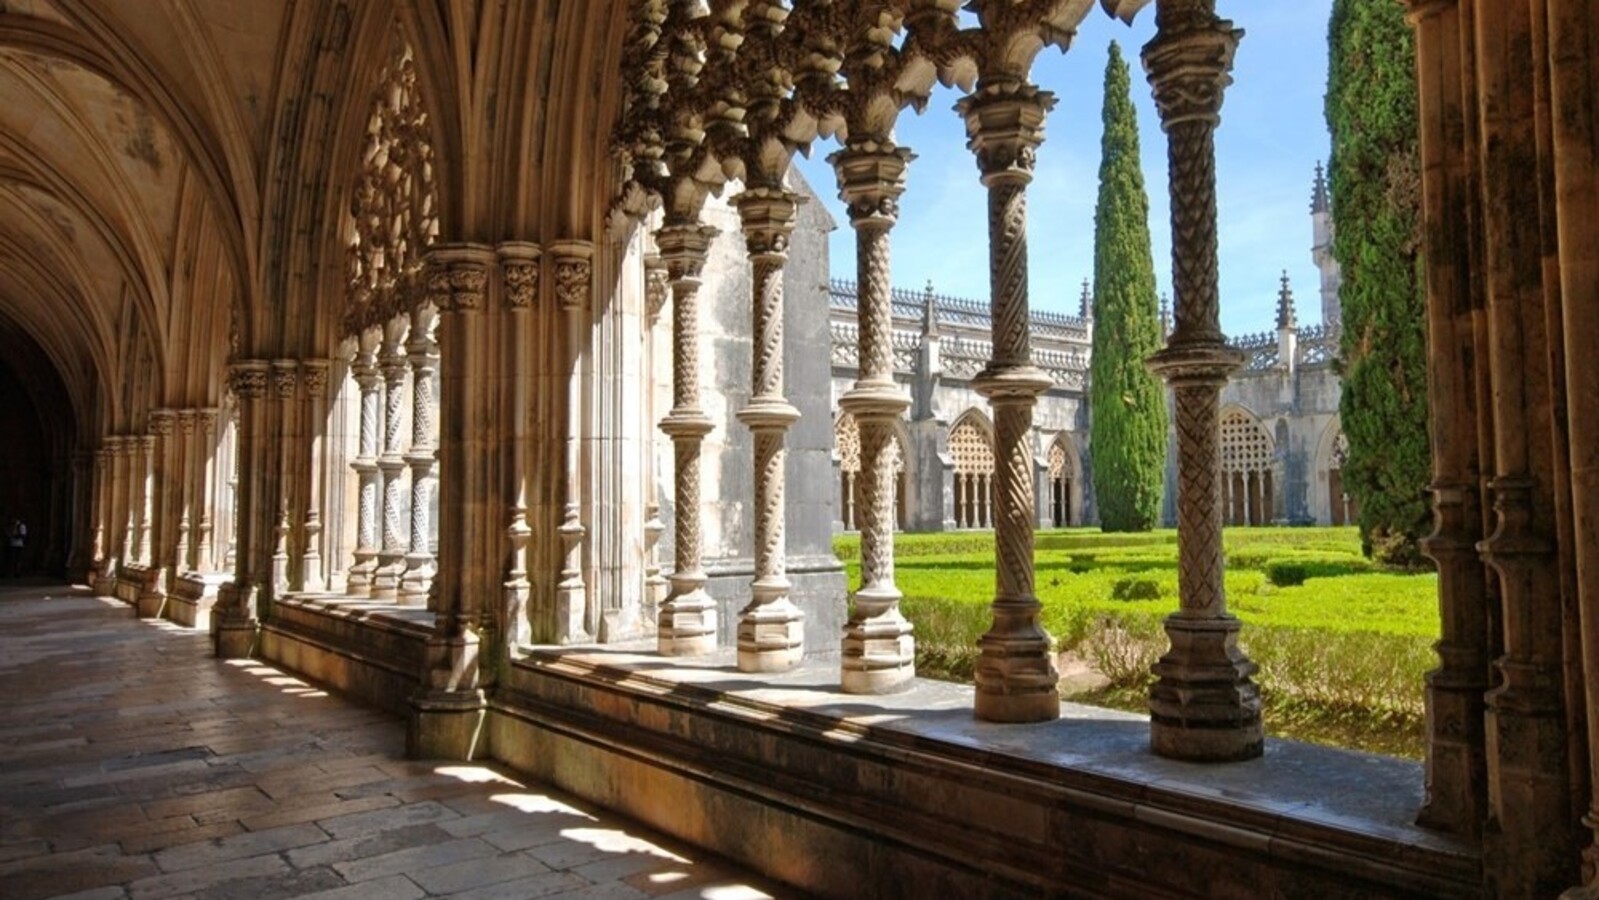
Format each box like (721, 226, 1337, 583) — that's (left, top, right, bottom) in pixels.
(258, 596, 433, 716)
(491, 647, 1479, 898)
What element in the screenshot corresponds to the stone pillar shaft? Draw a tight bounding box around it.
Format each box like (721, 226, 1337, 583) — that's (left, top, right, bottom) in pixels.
(374, 320, 410, 597)
(1142, 2, 1263, 761)
(349, 332, 382, 591)
(832, 144, 915, 694)
(656, 222, 719, 656)
(733, 187, 805, 673)
(958, 84, 1059, 723)
(498, 242, 540, 648)
(400, 304, 439, 604)
(302, 362, 329, 592)
(1406, 0, 1490, 837)
(1471, 2, 1576, 892)
(196, 411, 219, 572)
(552, 242, 594, 643)
(216, 361, 270, 658)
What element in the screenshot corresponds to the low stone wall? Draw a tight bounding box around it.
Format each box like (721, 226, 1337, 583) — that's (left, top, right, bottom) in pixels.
(258, 596, 432, 717)
(487, 649, 1481, 899)
(167, 572, 227, 629)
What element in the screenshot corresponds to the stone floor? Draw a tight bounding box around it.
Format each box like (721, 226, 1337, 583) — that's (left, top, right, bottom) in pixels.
(0, 582, 798, 900)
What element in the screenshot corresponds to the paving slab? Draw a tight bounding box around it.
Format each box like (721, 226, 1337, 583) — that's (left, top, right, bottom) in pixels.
(0, 584, 799, 899)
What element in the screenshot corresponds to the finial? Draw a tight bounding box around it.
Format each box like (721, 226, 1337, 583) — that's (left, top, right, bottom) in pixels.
(1276, 270, 1297, 330)
(922, 279, 939, 338)
(1159, 293, 1171, 338)
(1079, 279, 1093, 320)
(1311, 161, 1330, 215)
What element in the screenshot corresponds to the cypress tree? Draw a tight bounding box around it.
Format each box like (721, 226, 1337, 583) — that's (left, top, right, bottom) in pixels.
(1089, 41, 1167, 533)
(1326, 0, 1431, 564)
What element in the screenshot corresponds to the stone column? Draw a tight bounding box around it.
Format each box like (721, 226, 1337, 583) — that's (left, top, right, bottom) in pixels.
(374, 317, 410, 597)
(215, 361, 270, 659)
(134, 433, 156, 565)
(1405, 0, 1489, 837)
(642, 257, 670, 630)
(196, 410, 218, 571)
(656, 221, 719, 656)
(1473, 1, 1575, 891)
(302, 361, 330, 592)
(1549, 0, 1599, 889)
(733, 187, 805, 673)
(1142, 2, 1262, 761)
(551, 242, 593, 642)
(90, 445, 111, 571)
(174, 411, 196, 573)
(498, 242, 540, 648)
(957, 83, 1059, 722)
(269, 361, 298, 596)
(147, 410, 176, 575)
(411, 246, 493, 760)
(348, 329, 383, 592)
(400, 304, 439, 604)
(832, 142, 915, 694)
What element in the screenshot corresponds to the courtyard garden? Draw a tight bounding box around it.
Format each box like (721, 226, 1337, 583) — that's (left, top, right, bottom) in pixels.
(835, 527, 1438, 758)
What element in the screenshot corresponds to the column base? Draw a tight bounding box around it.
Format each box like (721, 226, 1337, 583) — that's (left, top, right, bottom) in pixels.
(214, 620, 258, 659)
(658, 585, 718, 656)
(1148, 614, 1263, 762)
(841, 606, 915, 695)
(136, 585, 167, 620)
(407, 689, 487, 760)
(736, 590, 804, 673)
(397, 570, 433, 607)
(370, 561, 404, 599)
(555, 581, 588, 644)
(973, 599, 1059, 723)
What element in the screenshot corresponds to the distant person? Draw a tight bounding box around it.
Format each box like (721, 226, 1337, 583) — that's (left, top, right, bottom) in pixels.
(6, 517, 25, 577)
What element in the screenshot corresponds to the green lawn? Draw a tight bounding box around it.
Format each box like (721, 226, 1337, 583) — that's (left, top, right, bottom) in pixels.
(834, 526, 1439, 757)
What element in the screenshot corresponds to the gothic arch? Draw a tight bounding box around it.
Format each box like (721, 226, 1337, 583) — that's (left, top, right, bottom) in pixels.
(1314, 417, 1358, 527)
(1219, 406, 1274, 527)
(949, 410, 995, 529)
(1047, 431, 1082, 528)
(834, 412, 908, 531)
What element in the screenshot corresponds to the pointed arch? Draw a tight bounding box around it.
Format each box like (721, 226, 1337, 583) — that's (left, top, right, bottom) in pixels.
(949, 409, 995, 529)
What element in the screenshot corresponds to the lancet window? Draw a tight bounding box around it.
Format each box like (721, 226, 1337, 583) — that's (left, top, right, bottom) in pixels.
(1048, 437, 1073, 528)
(339, 30, 441, 604)
(950, 416, 994, 530)
(1219, 409, 1274, 527)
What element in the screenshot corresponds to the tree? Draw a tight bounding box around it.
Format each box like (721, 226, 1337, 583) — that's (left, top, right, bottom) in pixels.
(1089, 41, 1168, 533)
(1326, 0, 1431, 565)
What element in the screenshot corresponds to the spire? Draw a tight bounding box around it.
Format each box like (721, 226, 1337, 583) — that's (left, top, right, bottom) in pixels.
(1079, 279, 1093, 320)
(1311, 160, 1329, 215)
(1159, 293, 1171, 339)
(921, 279, 939, 337)
(1276, 270, 1297, 330)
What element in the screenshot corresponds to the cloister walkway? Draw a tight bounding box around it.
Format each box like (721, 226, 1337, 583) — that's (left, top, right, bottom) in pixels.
(0, 583, 794, 900)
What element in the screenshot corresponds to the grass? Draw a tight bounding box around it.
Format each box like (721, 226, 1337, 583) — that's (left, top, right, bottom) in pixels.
(835, 526, 1437, 758)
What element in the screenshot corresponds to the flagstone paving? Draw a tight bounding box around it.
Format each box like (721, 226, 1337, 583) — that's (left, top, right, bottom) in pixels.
(0, 583, 797, 900)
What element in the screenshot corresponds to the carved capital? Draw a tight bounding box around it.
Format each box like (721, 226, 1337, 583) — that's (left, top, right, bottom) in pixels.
(644, 256, 669, 321)
(735, 186, 798, 259)
(655, 222, 718, 283)
(271, 361, 299, 399)
(176, 410, 198, 435)
(1143, 9, 1241, 130)
(496, 241, 542, 310)
(957, 84, 1054, 184)
(147, 409, 176, 436)
(228, 361, 270, 400)
(446, 262, 489, 311)
(552, 255, 593, 312)
(830, 142, 913, 228)
(302, 361, 331, 398)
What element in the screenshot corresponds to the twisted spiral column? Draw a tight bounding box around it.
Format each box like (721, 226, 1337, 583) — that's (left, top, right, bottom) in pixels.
(1142, 4, 1262, 761)
(656, 222, 719, 656)
(348, 331, 383, 591)
(832, 143, 915, 693)
(372, 317, 410, 598)
(400, 303, 439, 605)
(734, 187, 804, 673)
(958, 84, 1060, 723)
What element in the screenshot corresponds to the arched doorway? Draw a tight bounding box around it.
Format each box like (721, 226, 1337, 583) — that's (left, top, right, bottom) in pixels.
(949, 413, 995, 529)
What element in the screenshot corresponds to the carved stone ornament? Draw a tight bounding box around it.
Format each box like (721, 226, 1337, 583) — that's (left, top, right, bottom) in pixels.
(1143, 13, 1241, 129)
(302, 362, 331, 398)
(147, 409, 176, 436)
(271, 363, 299, 399)
(447, 262, 488, 311)
(554, 258, 592, 312)
(503, 260, 539, 309)
(644, 258, 669, 321)
(177, 410, 198, 435)
(228, 364, 269, 399)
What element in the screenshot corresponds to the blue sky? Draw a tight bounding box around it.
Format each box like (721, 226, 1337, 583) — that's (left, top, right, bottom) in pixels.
(790, 2, 1335, 337)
